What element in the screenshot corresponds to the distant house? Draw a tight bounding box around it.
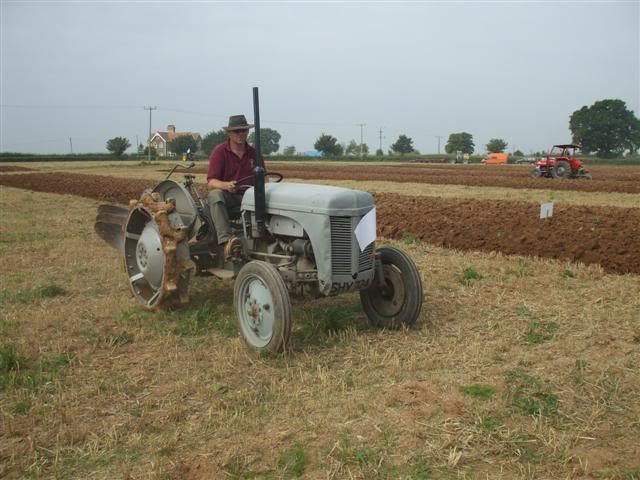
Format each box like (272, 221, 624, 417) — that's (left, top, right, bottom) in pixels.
(149, 125, 202, 157)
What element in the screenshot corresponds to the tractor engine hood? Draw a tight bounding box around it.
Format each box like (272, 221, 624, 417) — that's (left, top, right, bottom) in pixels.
(242, 183, 374, 217)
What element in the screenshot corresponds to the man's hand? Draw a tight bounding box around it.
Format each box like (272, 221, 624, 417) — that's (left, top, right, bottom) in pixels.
(227, 180, 237, 193)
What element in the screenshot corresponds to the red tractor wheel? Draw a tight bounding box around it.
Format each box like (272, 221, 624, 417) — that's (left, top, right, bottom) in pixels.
(552, 161, 571, 179)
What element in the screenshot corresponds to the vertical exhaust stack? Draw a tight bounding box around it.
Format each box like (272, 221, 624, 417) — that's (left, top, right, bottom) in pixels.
(252, 87, 267, 237)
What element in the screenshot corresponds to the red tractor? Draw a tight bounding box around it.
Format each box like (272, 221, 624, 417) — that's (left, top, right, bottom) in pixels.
(531, 144, 591, 180)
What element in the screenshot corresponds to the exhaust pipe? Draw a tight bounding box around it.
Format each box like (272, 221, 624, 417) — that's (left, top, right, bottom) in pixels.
(252, 87, 267, 237)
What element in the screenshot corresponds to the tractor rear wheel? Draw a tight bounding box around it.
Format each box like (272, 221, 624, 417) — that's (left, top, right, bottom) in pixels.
(552, 161, 571, 179)
(124, 206, 193, 310)
(235, 261, 292, 353)
(360, 247, 423, 329)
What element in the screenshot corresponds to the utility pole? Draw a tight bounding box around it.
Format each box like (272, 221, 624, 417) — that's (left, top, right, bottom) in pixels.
(435, 135, 442, 155)
(144, 106, 157, 163)
(357, 123, 366, 159)
(136, 135, 139, 153)
(69, 137, 73, 154)
(378, 127, 385, 153)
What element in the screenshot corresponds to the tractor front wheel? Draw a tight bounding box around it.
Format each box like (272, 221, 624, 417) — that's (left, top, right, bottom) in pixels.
(530, 168, 542, 178)
(552, 161, 571, 179)
(234, 261, 292, 353)
(360, 247, 424, 329)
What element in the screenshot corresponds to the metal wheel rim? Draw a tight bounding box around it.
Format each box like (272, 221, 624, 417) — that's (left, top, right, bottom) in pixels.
(556, 164, 569, 177)
(238, 274, 275, 347)
(370, 264, 406, 317)
(135, 221, 164, 290)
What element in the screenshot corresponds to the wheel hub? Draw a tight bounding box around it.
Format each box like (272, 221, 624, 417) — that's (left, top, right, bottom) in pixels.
(239, 277, 274, 345)
(135, 220, 164, 290)
(371, 264, 405, 317)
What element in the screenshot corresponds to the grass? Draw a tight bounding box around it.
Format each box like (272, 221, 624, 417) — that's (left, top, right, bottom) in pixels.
(0, 184, 639, 479)
(0, 283, 66, 304)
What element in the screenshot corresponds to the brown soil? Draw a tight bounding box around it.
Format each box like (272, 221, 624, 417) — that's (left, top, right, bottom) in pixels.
(1, 172, 639, 274)
(259, 163, 640, 194)
(0, 165, 34, 172)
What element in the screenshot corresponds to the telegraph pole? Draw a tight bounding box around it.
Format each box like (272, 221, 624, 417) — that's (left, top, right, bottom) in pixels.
(378, 127, 385, 154)
(357, 123, 366, 159)
(69, 137, 73, 154)
(435, 135, 442, 154)
(144, 106, 157, 162)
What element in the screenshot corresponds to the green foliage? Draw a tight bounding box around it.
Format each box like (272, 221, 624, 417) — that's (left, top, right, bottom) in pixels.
(168, 135, 198, 155)
(445, 132, 475, 154)
(314, 133, 343, 157)
(523, 321, 559, 344)
(1, 343, 23, 373)
(458, 267, 483, 285)
(105, 136, 131, 158)
(375, 148, 384, 156)
(282, 145, 296, 155)
(14, 399, 32, 415)
(201, 129, 227, 155)
(505, 370, 559, 416)
(249, 128, 281, 155)
(390, 134, 414, 155)
(172, 303, 235, 337)
(480, 416, 500, 432)
(277, 442, 307, 478)
(142, 146, 157, 158)
(570, 99, 640, 157)
(0, 284, 66, 304)
(513, 149, 524, 157)
(345, 140, 369, 156)
(104, 331, 134, 347)
(486, 138, 508, 153)
(562, 268, 576, 278)
(460, 384, 496, 400)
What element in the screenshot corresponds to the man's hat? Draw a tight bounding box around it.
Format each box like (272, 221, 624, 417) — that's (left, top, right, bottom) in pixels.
(224, 115, 254, 131)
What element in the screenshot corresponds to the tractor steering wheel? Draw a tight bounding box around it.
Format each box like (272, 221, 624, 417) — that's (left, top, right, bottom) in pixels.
(234, 172, 284, 191)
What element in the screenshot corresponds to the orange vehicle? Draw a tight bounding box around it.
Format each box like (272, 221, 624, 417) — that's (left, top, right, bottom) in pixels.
(482, 153, 508, 164)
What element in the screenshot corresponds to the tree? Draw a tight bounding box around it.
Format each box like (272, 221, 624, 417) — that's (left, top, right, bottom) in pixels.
(283, 145, 296, 156)
(569, 99, 640, 158)
(390, 135, 414, 155)
(445, 132, 474, 154)
(314, 133, 343, 157)
(345, 140, 369, 156)
(168, 135, 198, 155)
(249, 128, 281, 155)
(201, 129, 227, 155)
(486, 138, 508, 153)
(143, 146, 157, 158)
(376, 148, 384, 156)
(106, 136, 131, 158)
(513, 149, 524, 157)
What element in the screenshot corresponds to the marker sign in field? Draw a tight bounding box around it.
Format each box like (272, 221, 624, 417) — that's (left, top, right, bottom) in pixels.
(540, 202, 554, 219)
(355, 207, 377, 252)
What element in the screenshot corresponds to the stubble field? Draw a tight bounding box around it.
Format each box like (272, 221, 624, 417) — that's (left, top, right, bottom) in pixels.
(1, 160, 639, 479)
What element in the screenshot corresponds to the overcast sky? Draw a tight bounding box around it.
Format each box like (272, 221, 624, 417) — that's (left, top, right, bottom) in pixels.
(1, 1, 638, 155)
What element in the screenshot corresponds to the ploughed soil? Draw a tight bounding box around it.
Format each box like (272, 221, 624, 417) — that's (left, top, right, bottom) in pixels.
(1, 172, 639, 275)
(256, 163, 640, 194)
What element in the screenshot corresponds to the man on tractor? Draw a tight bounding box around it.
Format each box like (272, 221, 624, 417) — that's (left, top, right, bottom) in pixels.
(206, 115, 256, 257)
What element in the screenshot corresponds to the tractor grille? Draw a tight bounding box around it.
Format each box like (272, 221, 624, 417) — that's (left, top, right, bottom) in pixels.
(359, 243, 374, 272)
(330, 216, 375, 276)
(330, 216, 352, 276)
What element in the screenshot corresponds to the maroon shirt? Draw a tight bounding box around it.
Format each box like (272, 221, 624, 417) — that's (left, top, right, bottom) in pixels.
(207, 140, 256, 187)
